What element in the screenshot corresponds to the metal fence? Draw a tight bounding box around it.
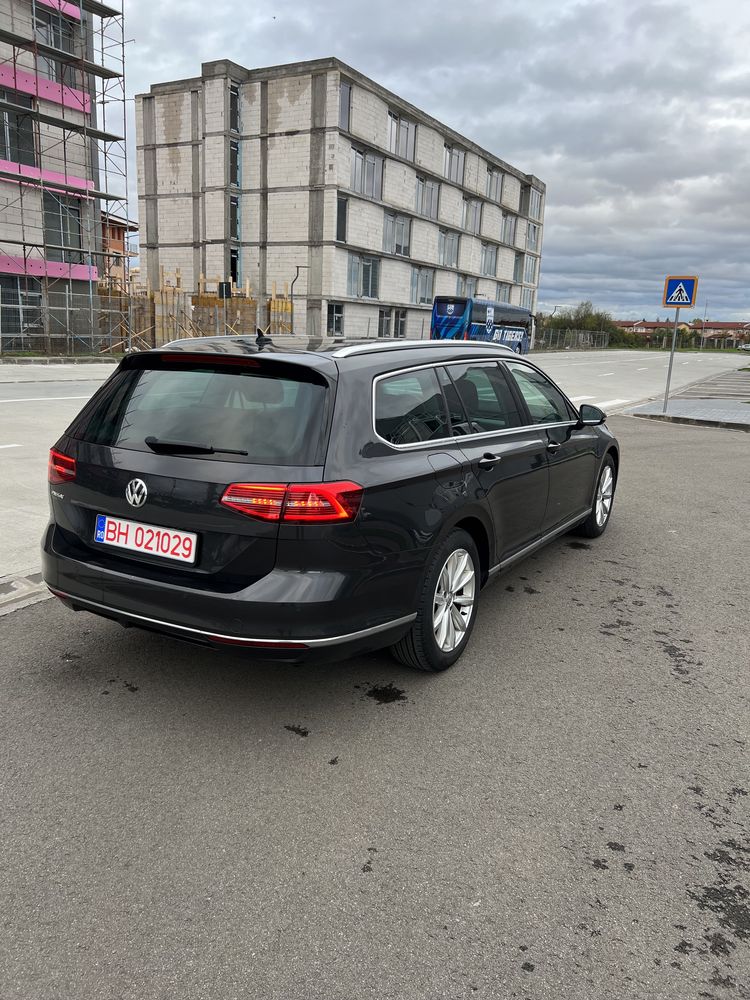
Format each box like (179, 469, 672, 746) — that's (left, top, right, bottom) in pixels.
(533, 329, 611, 352)
(0, 286, 293, 356)
(0, 287, 130, 355)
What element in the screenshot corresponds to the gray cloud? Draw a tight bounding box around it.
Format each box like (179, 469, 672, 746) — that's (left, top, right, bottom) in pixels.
(126, 0, 750, 319)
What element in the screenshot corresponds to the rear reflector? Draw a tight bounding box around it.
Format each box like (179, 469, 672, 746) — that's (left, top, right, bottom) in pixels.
(220, 481, 363, 523)
(48, 449, 76, 484)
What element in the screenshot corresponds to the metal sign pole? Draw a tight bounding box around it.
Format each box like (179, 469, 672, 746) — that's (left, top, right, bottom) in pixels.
(663, 306, 680, 413)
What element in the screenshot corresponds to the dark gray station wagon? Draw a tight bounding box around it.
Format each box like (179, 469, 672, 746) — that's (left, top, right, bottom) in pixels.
(43, 338, 619, 671)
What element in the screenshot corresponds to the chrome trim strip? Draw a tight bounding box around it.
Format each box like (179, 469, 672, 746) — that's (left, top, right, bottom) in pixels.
(371, 359, 579, 452)
(50, 590, 417, 648)
(487, 510, 592, 576)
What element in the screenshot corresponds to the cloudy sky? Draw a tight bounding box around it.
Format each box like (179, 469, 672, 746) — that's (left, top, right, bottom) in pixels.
(124, 0, 750, 320)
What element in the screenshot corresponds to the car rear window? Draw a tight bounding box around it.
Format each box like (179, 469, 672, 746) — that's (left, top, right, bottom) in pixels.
(73, 360, 331, 465)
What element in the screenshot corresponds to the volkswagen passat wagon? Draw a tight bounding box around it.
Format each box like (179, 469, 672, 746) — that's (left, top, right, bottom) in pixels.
(42, 338, 619, 672)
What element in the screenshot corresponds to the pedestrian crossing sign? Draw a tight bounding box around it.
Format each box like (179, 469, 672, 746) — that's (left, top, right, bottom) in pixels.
(663, 275, 698, 308)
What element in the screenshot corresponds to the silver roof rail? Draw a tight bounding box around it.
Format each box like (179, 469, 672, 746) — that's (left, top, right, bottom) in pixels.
(331, 340, 516, 358)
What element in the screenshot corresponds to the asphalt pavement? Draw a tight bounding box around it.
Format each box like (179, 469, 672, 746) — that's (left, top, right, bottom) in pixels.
(1, 415, 748, 1000)
(536, 349, 748, 414)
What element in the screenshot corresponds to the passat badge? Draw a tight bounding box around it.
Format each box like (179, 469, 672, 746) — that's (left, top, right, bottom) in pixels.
(125, 479, 148, 508)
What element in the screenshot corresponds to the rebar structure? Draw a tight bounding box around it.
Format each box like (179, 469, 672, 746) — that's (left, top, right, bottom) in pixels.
(0, 0, 130, 354)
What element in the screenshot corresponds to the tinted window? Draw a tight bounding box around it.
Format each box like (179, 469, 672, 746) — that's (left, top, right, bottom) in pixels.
(76, 363, 330, 466)
(435, 298, 467, 317)
(375, 368, 448, 445)
(506, 362, 574, 424)
(447, 363, 524, 433)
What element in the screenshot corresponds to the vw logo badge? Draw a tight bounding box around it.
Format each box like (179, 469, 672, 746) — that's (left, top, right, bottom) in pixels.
(125, 478, 148, 508)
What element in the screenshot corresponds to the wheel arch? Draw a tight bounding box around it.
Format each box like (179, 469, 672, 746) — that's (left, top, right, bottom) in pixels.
(452, 514, 491, 585)
(605, 444, 620, 480)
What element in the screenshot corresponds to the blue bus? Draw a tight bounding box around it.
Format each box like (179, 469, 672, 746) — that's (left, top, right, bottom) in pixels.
(430, 297, 533, 354)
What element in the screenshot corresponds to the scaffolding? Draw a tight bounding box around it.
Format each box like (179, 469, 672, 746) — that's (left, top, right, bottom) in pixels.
(0, 0, 131, 354)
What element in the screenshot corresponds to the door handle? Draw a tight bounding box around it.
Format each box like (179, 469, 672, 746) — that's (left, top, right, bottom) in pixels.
(546, 442, 562, 454)
(477, 453, 501, 469)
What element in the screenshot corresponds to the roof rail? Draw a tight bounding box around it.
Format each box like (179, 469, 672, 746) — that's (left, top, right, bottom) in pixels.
(331, 340, 516, 358)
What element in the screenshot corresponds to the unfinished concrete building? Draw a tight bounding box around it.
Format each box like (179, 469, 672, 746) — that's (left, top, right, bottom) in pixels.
(136, 57, 545, 341)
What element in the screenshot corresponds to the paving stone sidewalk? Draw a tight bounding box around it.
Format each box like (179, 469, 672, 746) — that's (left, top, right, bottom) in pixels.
(627, 368, 750, 430)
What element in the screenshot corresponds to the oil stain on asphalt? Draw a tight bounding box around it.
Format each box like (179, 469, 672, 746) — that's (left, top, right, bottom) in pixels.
(365, 683, 407, 704)
(284, 724, 309, 738)
(676, 780, 750, 993)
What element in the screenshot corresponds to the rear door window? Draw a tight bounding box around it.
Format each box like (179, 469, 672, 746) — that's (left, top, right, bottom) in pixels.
(446, 362, 524, 433)
(74, 360, 331, 465)
(375, 368, 449, 444)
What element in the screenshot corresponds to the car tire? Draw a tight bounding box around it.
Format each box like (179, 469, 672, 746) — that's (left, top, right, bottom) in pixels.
(391, 529, 480, 672)
(574, 455, 616, 538)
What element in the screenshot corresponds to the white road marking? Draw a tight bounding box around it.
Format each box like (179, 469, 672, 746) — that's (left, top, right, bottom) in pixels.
(0, 443, 22, 449)
(598, 372, 615, 376)
(0, 395, 91, 404)
(597, 399, 632, 409)
(570, 395, 594, 402)
(637, 367, 648, 371)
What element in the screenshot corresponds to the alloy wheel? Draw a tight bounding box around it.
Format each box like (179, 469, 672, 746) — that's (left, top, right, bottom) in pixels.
(432, 548, 476, 652)
(596, 465, 614, 527)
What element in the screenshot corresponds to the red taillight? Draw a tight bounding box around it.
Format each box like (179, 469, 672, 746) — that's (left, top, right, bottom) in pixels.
(48, 449, 76, 484)
(284, 482, 363, 522)
(155, 353, 260, 367)
(220, 481, 363, 523)
(220, 484, 286, 520)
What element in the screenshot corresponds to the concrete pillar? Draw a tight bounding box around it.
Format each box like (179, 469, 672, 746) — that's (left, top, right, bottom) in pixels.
(142, 96, 160, 290)
(191, 88, 202, 291)
(306, 72, 327, 343)
(258, 81, 269, 329)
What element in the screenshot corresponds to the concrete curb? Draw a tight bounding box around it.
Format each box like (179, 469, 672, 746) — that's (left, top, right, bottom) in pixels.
(0, 572, 52, 617)
(632, 413, 750, 432)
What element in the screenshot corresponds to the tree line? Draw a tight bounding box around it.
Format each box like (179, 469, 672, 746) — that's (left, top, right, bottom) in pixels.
(536, 302, 641, 347)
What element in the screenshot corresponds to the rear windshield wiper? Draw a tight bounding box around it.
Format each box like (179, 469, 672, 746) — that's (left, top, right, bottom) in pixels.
(144, 436, 248, 456)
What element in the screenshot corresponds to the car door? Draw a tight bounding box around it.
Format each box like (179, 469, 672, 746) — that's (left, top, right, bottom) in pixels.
(365, 363, 471, 555)
(504, 361, 599, 532)
(439, 361, 548, 562)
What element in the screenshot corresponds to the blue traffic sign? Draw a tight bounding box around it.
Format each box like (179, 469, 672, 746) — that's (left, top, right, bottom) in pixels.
(663, 275, 698, 308)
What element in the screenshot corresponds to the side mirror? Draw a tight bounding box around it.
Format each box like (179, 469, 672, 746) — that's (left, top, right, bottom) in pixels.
(577, 403, 607, 427)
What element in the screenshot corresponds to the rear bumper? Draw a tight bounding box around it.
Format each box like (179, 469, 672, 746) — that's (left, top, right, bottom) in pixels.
(47, 586, 415, 662)
(42, 524, 418, 662)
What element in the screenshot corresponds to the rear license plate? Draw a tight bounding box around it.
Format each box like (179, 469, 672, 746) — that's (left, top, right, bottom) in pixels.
(94, 514, 197, 564)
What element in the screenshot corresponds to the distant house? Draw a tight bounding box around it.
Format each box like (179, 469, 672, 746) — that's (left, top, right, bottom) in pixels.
(691, 320, 750, 344)
(101, 213, 138, 291)
(614, 320, 690, 337)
